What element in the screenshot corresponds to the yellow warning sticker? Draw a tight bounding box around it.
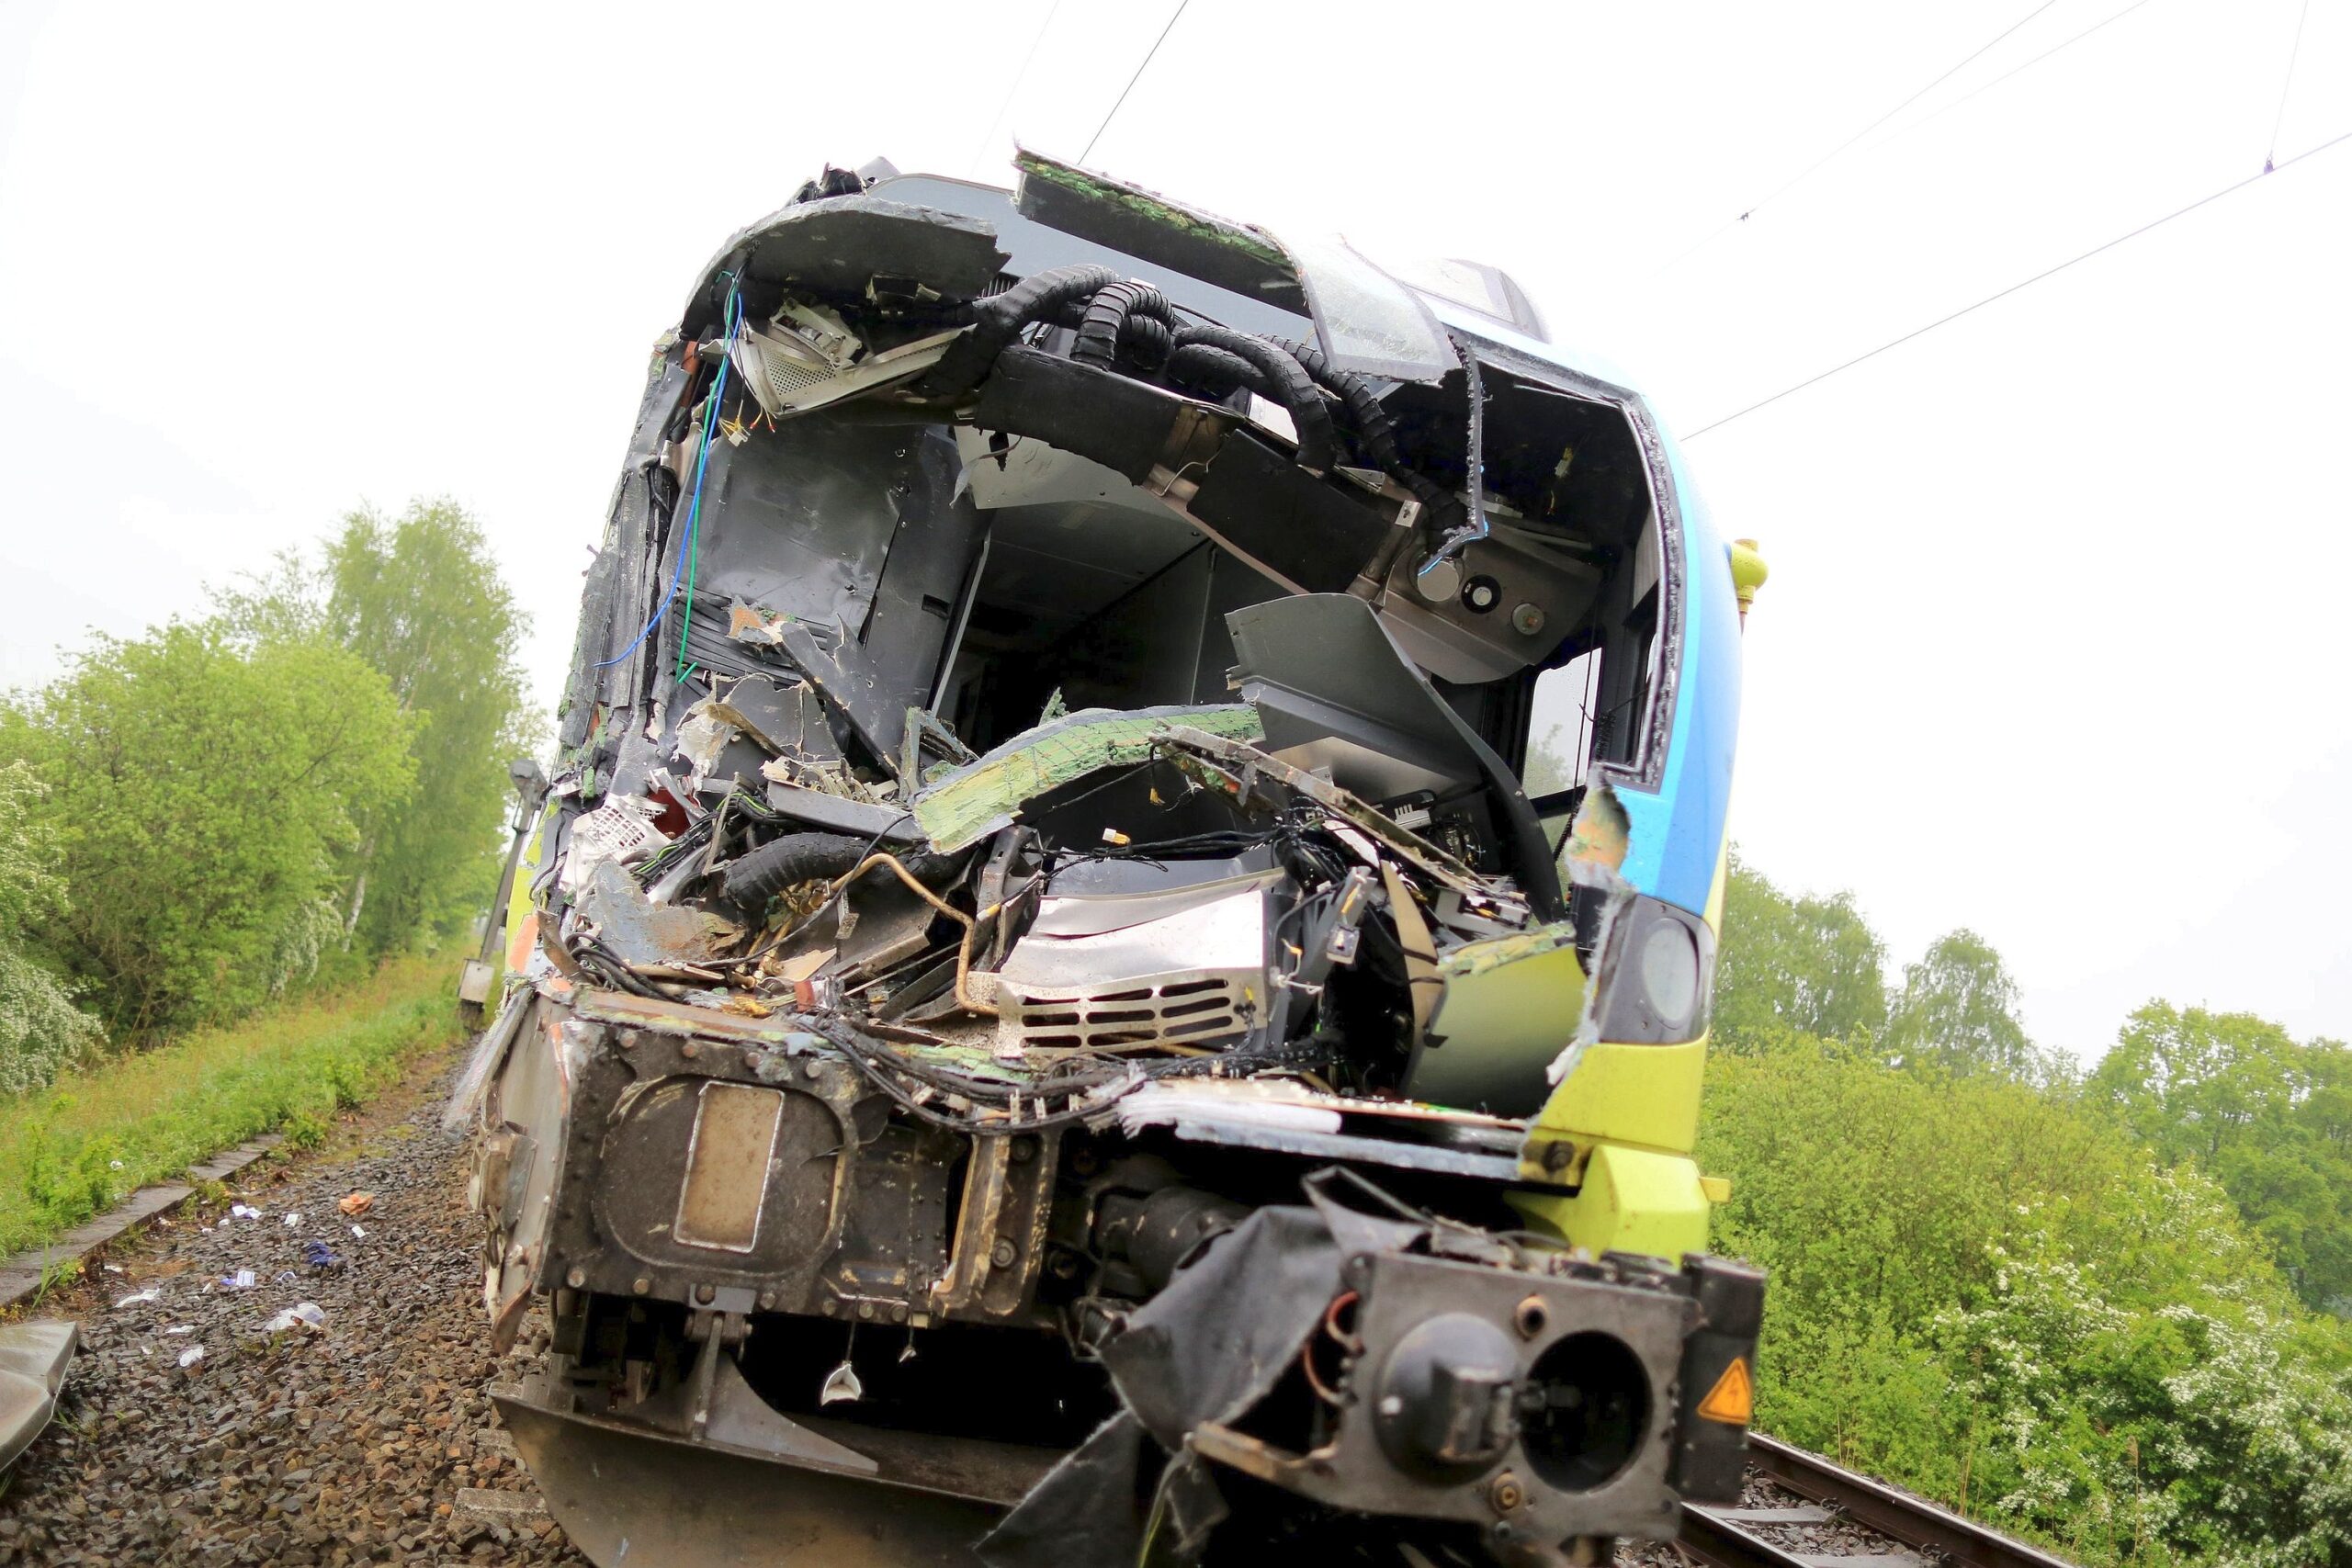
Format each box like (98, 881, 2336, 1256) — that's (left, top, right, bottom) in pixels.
(1696, 1356, 1754, 1425)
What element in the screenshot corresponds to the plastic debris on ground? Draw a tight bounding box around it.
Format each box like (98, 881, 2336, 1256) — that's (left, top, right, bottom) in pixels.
(349, 1225, 367, 1240)
(300, 1240, 343, 1269)
(161, 1325, 194, 1337)
(229, 1204, 261, 1221)
(262, 1303, 327, 1335)
(176, 1345, 204, 1369)
(219, 1270, 256, 1292)
(102, 1263, 124, 1275)
(282, 1212, 301, 1229)
(113, 1288, 161, 1310)
(336, 1191, 375, 1217)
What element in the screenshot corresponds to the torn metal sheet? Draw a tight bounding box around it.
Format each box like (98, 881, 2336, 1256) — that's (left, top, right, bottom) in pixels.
(575, 859, 741, 967)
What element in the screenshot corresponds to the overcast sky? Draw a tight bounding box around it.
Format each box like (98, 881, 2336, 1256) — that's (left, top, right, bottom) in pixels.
(3, 0, 2346, 1059)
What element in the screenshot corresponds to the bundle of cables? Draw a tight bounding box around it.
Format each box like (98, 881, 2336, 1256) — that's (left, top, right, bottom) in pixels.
(915, 265, 1467, 541)
(789, 1010, 1207, 1134)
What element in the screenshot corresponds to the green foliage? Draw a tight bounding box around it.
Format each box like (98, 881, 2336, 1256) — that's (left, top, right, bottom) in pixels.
(2088, 1003, 2352, 1314)
(1885, 928, 2053, 1083)
(6, 619, 415, 1036)
(0, 761, 105, 1092)
(1703, 1043, 2352, 1566)
(224, 501, 535, 959)
(0, 953, 462, 1258)
(1713, 850, 1889, 1048)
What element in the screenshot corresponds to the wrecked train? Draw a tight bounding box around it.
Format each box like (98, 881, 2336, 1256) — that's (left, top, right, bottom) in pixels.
(454, 152, 1767, 1566)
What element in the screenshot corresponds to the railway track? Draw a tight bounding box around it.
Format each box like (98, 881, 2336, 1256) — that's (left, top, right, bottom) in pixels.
(1678, 1435, 2076, 1568)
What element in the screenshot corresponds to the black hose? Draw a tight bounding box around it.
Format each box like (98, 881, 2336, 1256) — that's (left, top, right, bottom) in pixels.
(718, 831, 959, 911)
(918, 264, 1121, 398)
(1170, 323, 1336, 471)
(1165, 342, 1269, 400)
(1072, 280, 1171, 369)
(1274, 335, 1459, 531)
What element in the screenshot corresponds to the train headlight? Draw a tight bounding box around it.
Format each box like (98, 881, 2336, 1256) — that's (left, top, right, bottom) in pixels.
(1597, 896, 1715, 1043)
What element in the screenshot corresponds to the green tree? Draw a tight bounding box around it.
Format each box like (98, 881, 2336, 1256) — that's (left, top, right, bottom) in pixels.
(9, 621, 415, 1035)
(2088, 1003, 2352, 1314)
(1713, 852, 1890, 1048)
(321, 501, 532, 955)
(0, 760, 105, 1092)
(1883, 929, 2047, 1082)
(222, 500, 534, 957)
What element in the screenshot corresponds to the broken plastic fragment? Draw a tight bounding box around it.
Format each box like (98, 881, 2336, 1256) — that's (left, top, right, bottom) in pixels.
(177, 1345, 205, 1369)
(337, 1191, 374, 1217)
(220, 1269, 256, 1292)
(350, 1225, 368, 1240)
(301, 1240, 343, 1269)
(161, 1325, 194, 1336)
(230, 1203, 261, 1221)
(263, 1302, 327, 1335)
(283, 1212, 301, 1229)
(910, 704, 1265, 852)
(819, 1359, 865, 1405)
(1559, 781, 1629, 878)
(114, 1288, 161, 1309)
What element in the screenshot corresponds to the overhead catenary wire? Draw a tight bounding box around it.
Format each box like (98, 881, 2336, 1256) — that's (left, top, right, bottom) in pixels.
(1875, 0, 2161, 157)
(966, 0, 1065, 178)
(1656, 0, 2067, 276)
(1683, 126, 2352, 439)
(2266, 0, 2314, 170)
(1079, 0, 1189, 165)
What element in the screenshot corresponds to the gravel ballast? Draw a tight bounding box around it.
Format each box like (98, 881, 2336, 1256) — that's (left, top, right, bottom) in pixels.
(0, 1048, 584, 1566)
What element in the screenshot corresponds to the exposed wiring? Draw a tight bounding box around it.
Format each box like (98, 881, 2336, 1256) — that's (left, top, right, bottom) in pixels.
(1684, 125, 2352, 439)
(593, 281, 743, 671)
(674, 288, 743, 685)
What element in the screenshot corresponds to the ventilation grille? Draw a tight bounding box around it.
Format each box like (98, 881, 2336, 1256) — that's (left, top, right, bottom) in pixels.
(1004, 977, 1248, 1050)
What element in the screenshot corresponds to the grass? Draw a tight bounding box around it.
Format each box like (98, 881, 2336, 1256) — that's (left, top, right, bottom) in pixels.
(0, 953, 467, 1263)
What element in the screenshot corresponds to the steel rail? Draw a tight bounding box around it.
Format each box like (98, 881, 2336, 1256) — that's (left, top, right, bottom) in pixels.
(1678, 1433, 2079, 1568)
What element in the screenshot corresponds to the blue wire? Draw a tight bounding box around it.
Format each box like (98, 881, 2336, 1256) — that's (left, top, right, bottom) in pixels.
(594, 286, 743, 670)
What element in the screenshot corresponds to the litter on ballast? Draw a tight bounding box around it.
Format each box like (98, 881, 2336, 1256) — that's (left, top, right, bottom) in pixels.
(350, 1225, 368, 1240)
(263, 1303, 327, 1335)
(161, 1325, 194, 1336)
(230, 1204, 261, 1221)
(337, 1192, 375, 1217)
(220, 1270, 256, 1292)
(114, 1288, 162, 1309)
(300, 1240, 343, 1269)
(177, 1345, 205, 1369)
(103, 1263, 124, 1275)
(282, 1213, 302, 1229)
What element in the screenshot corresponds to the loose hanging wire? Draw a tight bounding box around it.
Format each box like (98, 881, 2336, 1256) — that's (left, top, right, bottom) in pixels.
(593, 279, 745, 671)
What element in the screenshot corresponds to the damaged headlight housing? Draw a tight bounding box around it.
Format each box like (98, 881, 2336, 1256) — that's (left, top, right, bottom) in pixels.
(1595, 896, 1714, 1044)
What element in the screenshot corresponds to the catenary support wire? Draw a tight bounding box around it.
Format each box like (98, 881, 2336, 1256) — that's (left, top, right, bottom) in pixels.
(1080, 1, 1189, 164)
(1684, 126, 2352, 439)
(966, 0, 1065, 177)
(1656, 0, 2066, 276)
(2266, 0, 2314, 171)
